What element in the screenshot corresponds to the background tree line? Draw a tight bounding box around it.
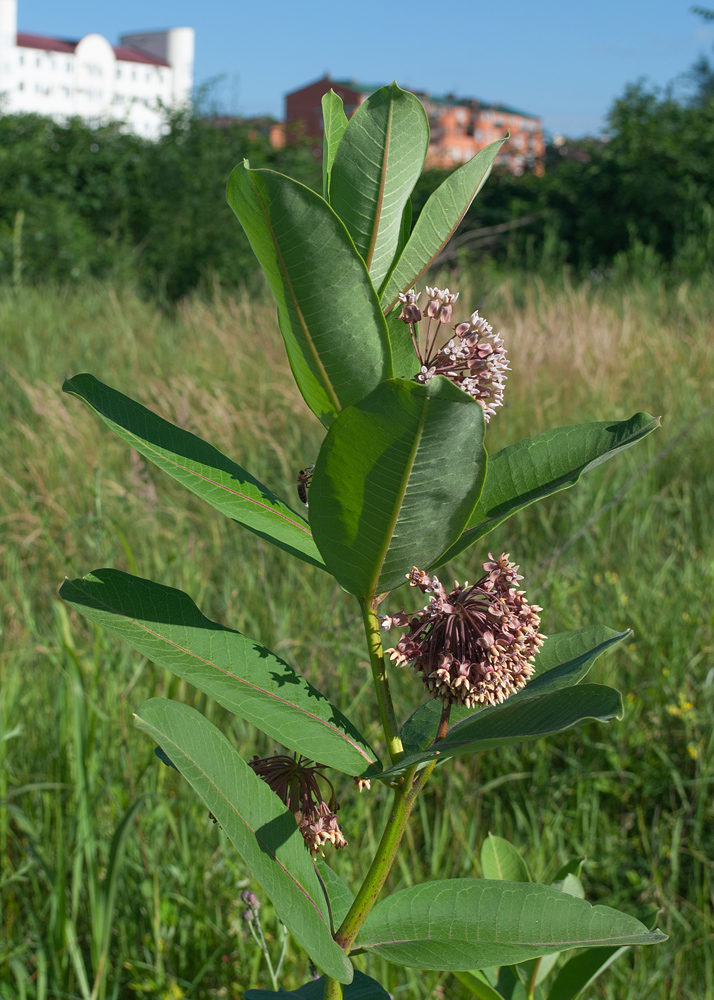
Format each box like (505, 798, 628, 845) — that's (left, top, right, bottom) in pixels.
(2, 48, 714, 300)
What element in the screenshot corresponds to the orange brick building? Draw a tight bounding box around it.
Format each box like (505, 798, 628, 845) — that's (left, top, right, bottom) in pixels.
(285, 75, 544, 176)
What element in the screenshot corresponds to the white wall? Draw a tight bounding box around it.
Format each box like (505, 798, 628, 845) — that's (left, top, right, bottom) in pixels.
(0, 0, 193, 137)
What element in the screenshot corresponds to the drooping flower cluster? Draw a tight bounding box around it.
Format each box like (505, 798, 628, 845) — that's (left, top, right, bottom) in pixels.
(248, 753, 347, 856)
(397, 286, 509, 421)
(382, 554, 545, 708)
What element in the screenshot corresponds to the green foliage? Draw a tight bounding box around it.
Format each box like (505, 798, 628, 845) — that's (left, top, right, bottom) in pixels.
(63, 372, 325, 567)
(11, 81, 681, 997)
(60, 569, 378, 775)
(435, 413, 659, 566)
(226, 162, 392, 425)
(134, 698, 353, 983)
(0, 107, 319, 297)
(357, 878, 664, 969)
(309, 377, 486, 597)
(329, 84, 429, 290)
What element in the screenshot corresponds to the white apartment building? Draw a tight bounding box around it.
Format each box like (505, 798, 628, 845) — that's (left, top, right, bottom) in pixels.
(0, 0, 194, 137)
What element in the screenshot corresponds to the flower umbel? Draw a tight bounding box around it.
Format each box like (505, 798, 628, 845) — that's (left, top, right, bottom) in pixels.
(399, 286, 508, 422)
(383, 554, 545, 708)
(248, 753, 347, 856)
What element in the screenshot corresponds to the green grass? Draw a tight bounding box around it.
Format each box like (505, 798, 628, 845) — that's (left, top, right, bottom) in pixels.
(1, 273, 713, 999)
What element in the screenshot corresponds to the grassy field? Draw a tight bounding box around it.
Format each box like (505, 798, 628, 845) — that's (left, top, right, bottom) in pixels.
(1, 272, 713, 999)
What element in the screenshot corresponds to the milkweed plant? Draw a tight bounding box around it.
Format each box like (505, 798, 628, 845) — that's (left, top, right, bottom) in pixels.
(60, 85, 666, 999)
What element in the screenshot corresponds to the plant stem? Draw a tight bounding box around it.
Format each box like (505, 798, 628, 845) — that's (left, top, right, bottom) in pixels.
(361, 599, 403, 764)
(334, 758, 435, 952)
(323, 976, 344, 1000)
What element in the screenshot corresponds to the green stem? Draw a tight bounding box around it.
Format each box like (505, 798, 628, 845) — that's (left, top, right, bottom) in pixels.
(361, 599, 403, 764)
(334, 759, 436, 952)
(321, 602, 444, 999)
(323, 977, 343, 1000)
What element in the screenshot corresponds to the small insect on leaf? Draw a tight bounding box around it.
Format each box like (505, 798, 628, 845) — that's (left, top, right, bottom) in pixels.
(297, 464, 315, 508)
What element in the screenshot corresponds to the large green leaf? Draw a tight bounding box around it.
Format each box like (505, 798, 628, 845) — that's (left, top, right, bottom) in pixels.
(380, 138, 506, 313)
(357, 879, 666, 970)
(226, 163, 392, 426)
(330, 83, 429, 291)
(399, 626, 629, 753)
(309, 376, 487, 598)
(60, 569, 378, 776)
(322, 91, 349, 201)
(245, 971, 388, 1000)
(134, 699, 353, 984)
(371, 684, 623, 780)
(63, 374, 324, 570)
(435, 412, 660, 567)
(481, 834, 531, 882)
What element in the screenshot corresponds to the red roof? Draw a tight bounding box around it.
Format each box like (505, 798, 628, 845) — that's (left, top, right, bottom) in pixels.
(17, 32, 77, 54)
(16, 31, 169, 66)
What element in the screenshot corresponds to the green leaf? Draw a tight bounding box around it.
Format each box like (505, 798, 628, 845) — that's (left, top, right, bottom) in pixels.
(509, 626, 631, 702)
(309, 376, 487, 598)
(399, 626, 629, 754)
(314, 857, 355, 931)
(226, 163, 392, 426)
(134, 699, 353, 984)
(435, 413, 660, 566)
(245, 970, 388, 1000)
(322, 91, 349, 201)
(61, 569, 378, 777)
(547, 946, 630, 1000)
(62, 374, 324, 570)
(357, 878, 666, 970)
(330, 83, 429, 291)
(453, 970, 505, 1000)
(552, 859, 585, 885)
(372, 684, 623, 780)
(380, 138, 506, 312)
(481, 834, 531, 882)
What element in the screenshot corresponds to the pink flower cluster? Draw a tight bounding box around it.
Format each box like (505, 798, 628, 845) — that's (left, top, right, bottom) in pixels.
(398, 286, 509, 422)
(248, 753, 347, 856)
(382, 554, 545, 708)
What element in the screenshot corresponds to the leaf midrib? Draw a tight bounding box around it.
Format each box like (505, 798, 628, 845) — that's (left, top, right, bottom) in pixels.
(365, 391, 429, 598)
(364, 94, 394, 272)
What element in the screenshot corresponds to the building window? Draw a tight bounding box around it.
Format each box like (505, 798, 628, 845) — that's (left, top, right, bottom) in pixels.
(19, 53, 24, 65)
(66, 61, 72, 72)
(36, 57, 41, 67)
(18, 80, 24, 90)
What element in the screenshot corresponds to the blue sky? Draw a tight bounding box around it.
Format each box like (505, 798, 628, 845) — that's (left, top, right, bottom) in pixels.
(16, 0, 714, 135)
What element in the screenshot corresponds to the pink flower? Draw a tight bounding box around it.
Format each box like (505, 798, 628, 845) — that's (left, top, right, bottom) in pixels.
(248, 753, 347, 856)
(399, 287, 509, 422)
(386, 554, 545, 708)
